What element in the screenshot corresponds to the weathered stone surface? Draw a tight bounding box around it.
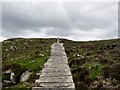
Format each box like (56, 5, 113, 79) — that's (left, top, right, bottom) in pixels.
(41, 68, 70, 72)
(3, 80, 11, 86)
(32, 87, 75, 90)
(20, 71, 31, 82)
(32, 43, 75, 90)
(39, 82, 75, 88)
(41, 72, 72, 77)
(10, 72, 15, 84)
(3, 69, 11, 74)
(36, 76, 73, 83)
(44, 65, 69, 69)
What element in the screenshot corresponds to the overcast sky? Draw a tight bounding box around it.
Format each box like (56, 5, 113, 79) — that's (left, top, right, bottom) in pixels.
(1, 0, 119, 41)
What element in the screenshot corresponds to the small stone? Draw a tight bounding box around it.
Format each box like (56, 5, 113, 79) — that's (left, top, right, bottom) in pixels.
(20, 71, 32, 82)
(39, 54, 44, 57)
(3, 69, 11, 74)
(5, 49, 9, 51)
(10, 72, 15, 84)
(36, 73, 41, 76)
(10, 46, 14, 50)
(77, 54, 80, 57)
(32, 60, 35, 63)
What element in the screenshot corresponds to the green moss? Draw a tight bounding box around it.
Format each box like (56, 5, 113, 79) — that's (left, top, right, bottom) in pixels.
(4, 82, 32, 90)
(3, 53, 48, 72)
(90, 67, 103, 81)
(83, 63, 104, 81)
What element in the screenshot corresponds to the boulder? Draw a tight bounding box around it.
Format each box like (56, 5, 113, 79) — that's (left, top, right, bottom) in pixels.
(3, 69, 11, 74)
(3, 80, 11, 87)
(20, 71, 31, 82)
(10, 72, 15, 84)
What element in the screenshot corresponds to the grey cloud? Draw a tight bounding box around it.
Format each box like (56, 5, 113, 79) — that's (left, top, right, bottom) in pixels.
(63, 2, 117, 30)
(45, 27, 73, 37)
(1, 1, 118, 41)
(2, 2, 70, 29)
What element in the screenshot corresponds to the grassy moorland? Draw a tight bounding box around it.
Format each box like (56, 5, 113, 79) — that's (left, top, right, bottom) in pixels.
(62, 38, 120, 89)
(2, 38, 56, 89)
(2, 38, 120, 89)
(2, 38, 56, 71)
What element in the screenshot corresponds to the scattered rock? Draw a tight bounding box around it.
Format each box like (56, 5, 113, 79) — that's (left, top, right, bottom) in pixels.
(39, 54, 44, 57)
(32, 60, 35, 63)
(10, 72, 15, 84)
(73, 53, 82, 57)
(3, 80, 11, 87)
(36, 72, 41, 76)
(20, 71, 32, 82)
(4, 41, 10, 43)
(3, 69, 11, 74)
(5, 49, 9, 51)
(10, 46, 14, 50)
(77, 54, 80, 57)
(46, 50, 49, 52)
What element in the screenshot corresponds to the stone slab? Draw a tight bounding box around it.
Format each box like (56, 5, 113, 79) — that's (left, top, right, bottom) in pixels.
(32, 87, 75, 90)
(36, 76, 73, 83)
(32, 43, 75, 90)
(39, 82, 75, 88)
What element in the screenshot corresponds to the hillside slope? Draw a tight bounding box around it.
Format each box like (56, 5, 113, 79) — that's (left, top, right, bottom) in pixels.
(2, 38, 120, 89)
(2, 38, 56, 71)
(62, 38, 120, 89)
(2, 38, 56, 89)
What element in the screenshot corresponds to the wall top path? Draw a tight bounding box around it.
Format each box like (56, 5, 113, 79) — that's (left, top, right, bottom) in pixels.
(32, 43, 75, 90)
